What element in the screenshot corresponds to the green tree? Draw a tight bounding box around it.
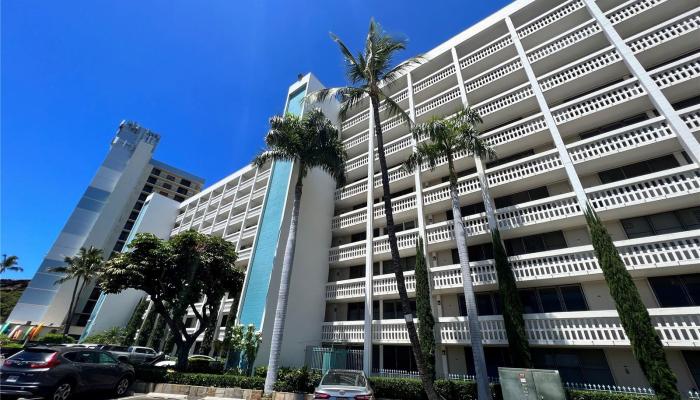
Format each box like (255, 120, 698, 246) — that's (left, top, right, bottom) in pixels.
(414, 238, 435, 380)
(49, 247, 104, 335)
(585, 208, 680, 399)
(252, 109, 346, 394)
(99, 231, 244, 370)
(403, 107, 496, 398)
(310, 19, 441, 400)
(1, 255, 23, 274)
(82, 326, 126, 345)
(491, 229, 531, 368)
(228, 324, 262, 376)
(122, 298, 148, 346)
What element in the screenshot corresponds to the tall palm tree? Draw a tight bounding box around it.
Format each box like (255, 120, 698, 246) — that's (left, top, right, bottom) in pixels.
(1, 255, 22, 274)
(253, 109, 347, 394)
(403, 107, 495, 400)
(50, 246, 104, 335)
(310, 19, 443, 400)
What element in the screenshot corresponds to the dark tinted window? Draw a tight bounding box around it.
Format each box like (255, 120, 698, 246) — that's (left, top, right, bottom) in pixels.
(147, 176, 157, 184)
(649, 274, 700, 307)
(446, 202, 486, 220)
(598, 155, 679, 184)
(177, 187, 188, 195)
(531, 349, 614, 385)
(10, 349, 57, 362)
(98, 352, 117, 364)
(174, 195, 185, 202)
(486, 149, 534, 169)
(504, 231, 567, 256)
(181, 179, 192, 187)
(383, 299, 416, 319)
(495, 186, 549, 209)
(151, 168, 161, 176)
(621, 207, 700, 239)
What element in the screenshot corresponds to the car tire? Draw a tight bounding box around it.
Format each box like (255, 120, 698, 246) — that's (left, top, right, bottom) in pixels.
(51, 381, 73, 400)
(114, 375, 133, 397)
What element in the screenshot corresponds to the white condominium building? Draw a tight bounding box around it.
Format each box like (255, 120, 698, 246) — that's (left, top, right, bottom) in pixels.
(83, 0, 700, 394)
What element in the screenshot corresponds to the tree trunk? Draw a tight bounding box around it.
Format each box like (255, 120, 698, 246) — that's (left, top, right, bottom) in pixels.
(63, 278, 81, 335)
(176, 337, 191, 371)
(264, 175, 303, 395)
(370, 94, 441, 400)
(447, 158, 490, 400)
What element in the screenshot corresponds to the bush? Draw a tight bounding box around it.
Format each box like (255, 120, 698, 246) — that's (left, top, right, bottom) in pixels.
(568, 390, 657, 400)
(369, 377, 501, 400)
(273, 367, 322, 393)
(134, 365, 169, 383)
(253, 365, 267, 378)
(187, 359, 224, 374)
(38, 333, 75, 344)
(164, 372, 264, 390)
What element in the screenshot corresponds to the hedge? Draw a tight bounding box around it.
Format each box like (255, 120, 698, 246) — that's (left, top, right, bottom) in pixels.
(164, 372, 265, 390)
(568, 390, 657, 400)
(368, 377, 500, 400)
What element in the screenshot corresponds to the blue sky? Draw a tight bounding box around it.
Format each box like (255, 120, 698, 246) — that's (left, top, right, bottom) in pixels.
(1, 0, 509, 279)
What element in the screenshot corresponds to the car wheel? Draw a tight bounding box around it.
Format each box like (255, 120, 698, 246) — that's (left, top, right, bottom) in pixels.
(114, 375, 132, 397)
(52, 381, 73, 400)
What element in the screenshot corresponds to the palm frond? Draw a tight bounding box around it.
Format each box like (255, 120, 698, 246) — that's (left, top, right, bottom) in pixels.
(381, 55, 424, 87)
(414, 142, 444, 172)
(376, 91, 412, 126)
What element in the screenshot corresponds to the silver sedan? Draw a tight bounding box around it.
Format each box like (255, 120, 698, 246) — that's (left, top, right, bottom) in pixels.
(313, 369, 374, 400)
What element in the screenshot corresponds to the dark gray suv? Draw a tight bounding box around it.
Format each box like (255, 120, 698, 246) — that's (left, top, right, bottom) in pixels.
(0, 346, 135, 399)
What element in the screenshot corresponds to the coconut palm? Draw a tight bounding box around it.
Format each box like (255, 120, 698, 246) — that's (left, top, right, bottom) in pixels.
(50, 246, 104, 335)
(403, 107, 495, 399)
(253, 109, 346, 394)
(309, 19, 443, 399)
(1, 255, 22, 274)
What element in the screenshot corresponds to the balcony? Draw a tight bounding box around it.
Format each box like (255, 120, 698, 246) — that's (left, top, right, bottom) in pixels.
(495, 193, 583, 237)
(472, 82, 538, 130)
(414, 86, 462, 123)
(680, 104, 700, 139)
(628, 8, 700, 68)
(459, 33, 516, 77)
(325, 271, 418, 302)
(320, 307, 700, 347)
(332, 192, 417, 233)
(421, 173, 481, 214)
(527, 20, 607, 76)
(412, 63, 457, 103)
(606, 0, 697, 40)
(516, 0, 590, 50)
(481, 114, 551, 158)
(464, 56, 526, 104)
(485, 149, 565, 196)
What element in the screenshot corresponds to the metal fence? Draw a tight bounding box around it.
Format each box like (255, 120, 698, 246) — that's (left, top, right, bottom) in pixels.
(305, 346, 363, 372)
(564, 382, 655, 396)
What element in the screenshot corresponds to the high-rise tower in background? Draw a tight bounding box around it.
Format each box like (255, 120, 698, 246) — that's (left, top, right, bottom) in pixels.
(6, 121, 203, 336)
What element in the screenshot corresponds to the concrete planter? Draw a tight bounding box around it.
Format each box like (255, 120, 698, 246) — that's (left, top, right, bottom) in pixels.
(133, 381, 315, 399)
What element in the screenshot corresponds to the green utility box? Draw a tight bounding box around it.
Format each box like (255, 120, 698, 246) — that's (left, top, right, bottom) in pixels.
(498, 367, 566, 400)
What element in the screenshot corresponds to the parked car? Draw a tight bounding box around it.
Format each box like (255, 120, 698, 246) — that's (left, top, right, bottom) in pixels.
(0, 346, 134, 399)
(314, 369, 374, 400)
(154, 354, 215, 368)
(104, 345, 159, 364)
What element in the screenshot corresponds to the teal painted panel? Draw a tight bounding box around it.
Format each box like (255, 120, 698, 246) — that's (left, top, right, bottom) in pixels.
(286, 86, 306, 116)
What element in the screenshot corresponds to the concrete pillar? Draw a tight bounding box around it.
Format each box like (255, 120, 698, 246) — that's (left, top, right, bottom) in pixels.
(363, 99, 377, 375)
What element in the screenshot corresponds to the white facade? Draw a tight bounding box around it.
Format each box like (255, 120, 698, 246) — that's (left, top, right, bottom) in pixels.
(83, 0, 700, 394)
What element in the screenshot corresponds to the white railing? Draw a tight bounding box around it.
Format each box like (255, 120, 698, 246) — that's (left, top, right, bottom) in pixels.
(343, 129, 369, 152)
(586, 165, 700, 212)
(373, 164, 412, 188)
(345, 153, 368, 173)
(422, 173, 481, 206)
(335, 179, 368, 201)
(517, 0, 585, 39)
(415, 86, 462, 117)
(426, 214, 490, 246)
(413, 64, 455, 94)
(238, 247, 252, 260)
(626, 9, 700, 55)
(375, 132, 413, 160)
(481, 114, 549, 149)
(459, 33, 513, 70)
(332, 192, 416, 230)
(495, 193, 582, 231)
(567, 117, 674, 164)
(551, 79, 646, 126)
(538, 47, 622, 93)
(606, 0, 668, 27)
(486, 149, 562, 188)
(564, 382, 655, 396)
(325, 271, 418, 301)
(527, 21, 602, 65)
(342, 110, 370, 131)
(473, 82, 534, 118)
(650, 53, 700, 89)
(681, 104, 700, 132)
(380, 113, 407, 134)
(465, 57, 523, 94)
(329, 228, 420, 264)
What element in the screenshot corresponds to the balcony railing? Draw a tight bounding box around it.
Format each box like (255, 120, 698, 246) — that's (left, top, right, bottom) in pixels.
(459, 33, 513, 71)
(495, 193, 582, 231)
(321, 307, 700, 347)
(486, 149, 562, 188)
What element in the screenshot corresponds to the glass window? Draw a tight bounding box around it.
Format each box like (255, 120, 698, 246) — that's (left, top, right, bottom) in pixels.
(538, 288, 563, 312)
(531, 349, 614, 385)
(147, 176, 157, 184)
(162, 183, 172, 190)
(622, 208, 700, 239)
(174, 195, 185, 202)
(476, 293, 496, 315)
(649, 212, 683, 235)
(151, 168, 161, 176)
(347, 302, 364, 321)
(621, 217, 654, 239)
(181, 179, 192, 187)
(349, 266, 364, 279)
(177, 187, 188, 195)
(560, 285, 588, 311)
(677, 208, 700, 230)
(519, 289, 540, 314)
(649, 274, 700, 307)
(98, 352, 117, 364)
(598, 155, 679, 184)
(143, 185, 153, 193)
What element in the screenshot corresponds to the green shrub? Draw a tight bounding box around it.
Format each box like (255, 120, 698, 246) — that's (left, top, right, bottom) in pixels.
(369, 377, 501, 400)
(253, 365, 267, 378)
(134, 365, 169, 383)
(39, 333, 75, 344)
(273, 366, 322, 393)
(163, 372, 264, 390)
(186, 359, 224, 374)
(567, 390, 657, 400)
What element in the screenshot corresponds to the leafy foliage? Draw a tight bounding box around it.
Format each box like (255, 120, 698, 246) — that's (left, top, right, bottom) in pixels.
(0, 334, 22, 348)
(161, 371, 265, 389)
(414, 238, 436, 380)
(0, 280, 27, 323)
(1, 255, 22, 274)
(568, 390, 657, 400)
(82, 326, 126, 345)
(187, 359, 224, 374)
(39, 333, 75, 344)
(585, 208, 679, 399)
(272, 366, 322, 393)
(99, 231, 244, 370)
(123, 298, 148, 346)
(491, 229, 531, 368)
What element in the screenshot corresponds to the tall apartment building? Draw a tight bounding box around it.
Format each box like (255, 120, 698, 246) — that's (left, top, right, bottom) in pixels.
(6, 121, 203, 337)
(86, 0, 700, 393)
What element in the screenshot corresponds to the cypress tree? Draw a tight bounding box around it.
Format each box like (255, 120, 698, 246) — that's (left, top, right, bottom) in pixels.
(492, 229, 532, 368)
(415, 238, 436, 380)
(122, 298, 147, 346)
(136, 306, 156, 347)
(585, 207, 680, 399)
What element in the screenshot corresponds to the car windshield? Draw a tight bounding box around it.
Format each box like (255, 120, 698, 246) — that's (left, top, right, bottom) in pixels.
(321, 371, 365, 387)
(109, 346, 129, 351)
(9, 349, 56, 362)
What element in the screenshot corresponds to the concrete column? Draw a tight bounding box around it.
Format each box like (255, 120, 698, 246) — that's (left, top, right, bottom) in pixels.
(223, 174, 244, 248)
(450, 47, 499, 232)
(363, 99, 376, 375)
(235, 168, 260, 252)
(582, 0, 700, 165)
(505, 17, 591, 211)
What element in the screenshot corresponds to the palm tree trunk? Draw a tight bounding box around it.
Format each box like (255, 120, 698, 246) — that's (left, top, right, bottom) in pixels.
(447, 157, 490, 400)
(264, 174, 303, 395)
(63, 278, 81, 336)
(370, 95, 441, 400)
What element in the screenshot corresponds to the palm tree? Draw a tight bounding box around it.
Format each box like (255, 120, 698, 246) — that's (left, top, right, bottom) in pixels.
(253, 109, 347, 394)
(309, 19, 442, 400)
(1, 255, 22, 274)
(403, 107, 495, 400)
(50, 246, 104, 335)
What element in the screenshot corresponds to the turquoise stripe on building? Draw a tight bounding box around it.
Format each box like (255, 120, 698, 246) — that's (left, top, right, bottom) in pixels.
(238, 84, 306, 327)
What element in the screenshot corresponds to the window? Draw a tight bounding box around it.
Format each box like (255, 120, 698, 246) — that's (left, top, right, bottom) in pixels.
(383, 256, 416, 274)
(383, 345, 417, 372)
(682, 351, 700, 391)
(349, 265, 364, 279)
(486, 149, 534, 169)
(135, 348, 154, 354)
(143, 185, 153, 193)
(166, 175, 176, 181)
(621, 207, 700, 239)
(181, 178, 192, 187)
(220, 314, 228, 327)
(177, 187, 188, 195)
(518, 285, 587, 314)
(441, 167, 477, 183)
(463, 347, 512, 378)
(649, 274, 700, 307)
(394, 220, 416, 233)
(151, 168, 161, 176)
(347, 301, 379, 321)
(174, 195, 185, 202)
(162, 183, 172, 190)
(446, 202, 486, 220)
(138, 193, 148, 201)
(119, 231, 129, 241)
(147, 176, 157, 184)
(451, 243, 494, 263)
(351, 232, 366, 242)
(459, 293, 502, 316)
(673, 94, 700, 110)
(159, 191, 168, 196)
(98, 352, 117, 364)
(383, 299, 416, 319)
(494, 186, 549, 209)
(352, 202, 367, 211)
(579, 113, 648, 140)
(504, 231, 567, 256)
(598, 155, 679, 184)
(129, 211, 139, 221)
(531, 349, 614, 385)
